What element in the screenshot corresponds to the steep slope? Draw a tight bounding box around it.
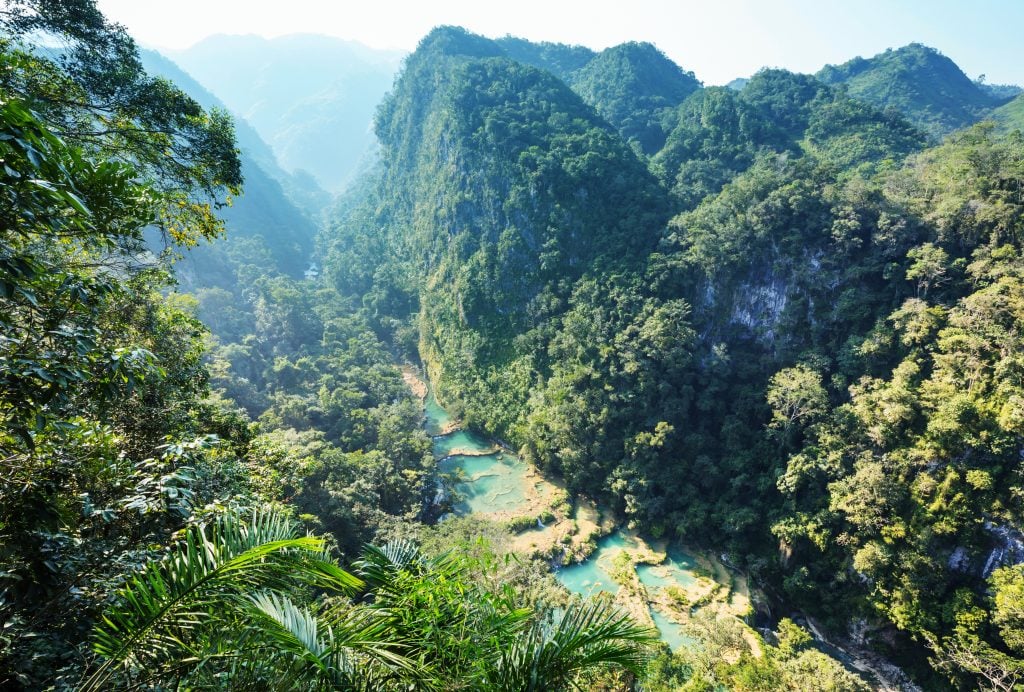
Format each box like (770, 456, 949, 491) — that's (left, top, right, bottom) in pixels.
(169, 34, 402, 192)
(816, 43, 1008, 137)
(653, 69, 925, 209)
(327, 26, 669, 432)
(992, 93, 1024, 133)
(568, 42, 701, 154)
(140, 50, 318, 282)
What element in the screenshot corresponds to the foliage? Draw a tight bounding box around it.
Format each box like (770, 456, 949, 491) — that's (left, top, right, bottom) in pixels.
(8, 9, 1024, 689)
(568, 41, 701, 154)
(0, 1, 241, 245)
(992, 94, 1024, 135)
(0, 53, 247, 689)
(87, 513, 656, 690)
(816, 43, 1008, 138)
(324, 26, 1024, 688)
(644, 611, 869, 690)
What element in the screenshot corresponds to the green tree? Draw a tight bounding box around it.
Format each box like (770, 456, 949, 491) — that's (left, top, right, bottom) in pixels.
(0, 0, 241, 244)
(86, 510, 656, 690)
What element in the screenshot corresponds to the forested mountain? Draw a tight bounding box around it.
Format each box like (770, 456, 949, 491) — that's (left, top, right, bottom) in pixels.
(977, 80, 1023, 101)
(139, 50, 321, 282)
(567, 42, 701, 154)
(326, 25, 1024, 689)
(492, 35, 596, 81)
(652, 69, 924, 209)
(816, 43, 1011, 137)
(4, 2, 1024, 689)
(169, 33, 403, 191)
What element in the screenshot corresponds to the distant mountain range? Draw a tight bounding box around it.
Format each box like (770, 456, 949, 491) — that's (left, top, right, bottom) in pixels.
(167, 34, 403, 193)
(139, 49, 320, 283)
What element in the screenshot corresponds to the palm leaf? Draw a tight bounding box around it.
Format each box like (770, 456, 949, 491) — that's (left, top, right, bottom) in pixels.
(82, 508, 362, 691)
(245, 591, 424, 685)
(489, 600, 657, 691)
(354, 540, 426, 595)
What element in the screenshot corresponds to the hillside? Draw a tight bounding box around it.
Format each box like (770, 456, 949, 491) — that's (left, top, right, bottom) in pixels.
(325, 27, 1024, 689)
(139, 50, 320, 282)
(169, 33, 402, 191)
(992, 93, 1024, 132)
(816, 43, 1009, 136)
(334, 27, 669, 431)
(7, 6, 1024, 689)
(493, 35, 596, 80)
(653, 69, 924, 209)
(567, 42, 701, 153)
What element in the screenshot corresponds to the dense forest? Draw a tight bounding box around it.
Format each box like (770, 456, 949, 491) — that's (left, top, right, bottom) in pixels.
(2, 2, 1024, 690)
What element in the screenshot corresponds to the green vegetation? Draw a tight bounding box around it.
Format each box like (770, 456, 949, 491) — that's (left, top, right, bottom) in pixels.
(645, 613, 869, 691)
(84, 511, 654, 690)
(992, 93, 1024, 133)
(568, 41, 701, 154)
(4, 4, 1024, 688)
(326, 25, 1024, 689)
(0, 7, 655, 689)
(816, 43, 1010, 138)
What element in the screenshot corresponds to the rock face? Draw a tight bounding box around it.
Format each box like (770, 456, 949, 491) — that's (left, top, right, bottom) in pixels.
(983, 522, 1024, 577)
(947, 546, 971, 573)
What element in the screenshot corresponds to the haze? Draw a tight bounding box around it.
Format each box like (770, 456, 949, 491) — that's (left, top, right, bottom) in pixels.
(96, 0, 1024, 86)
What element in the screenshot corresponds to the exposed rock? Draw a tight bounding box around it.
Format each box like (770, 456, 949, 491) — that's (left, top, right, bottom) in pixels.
(947, 546, 971, 573)
(982, 521, 1024, 577)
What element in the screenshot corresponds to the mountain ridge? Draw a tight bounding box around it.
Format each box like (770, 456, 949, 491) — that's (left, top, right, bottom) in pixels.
(168, 33, 403, 191)
(816, 42, 1011, 136)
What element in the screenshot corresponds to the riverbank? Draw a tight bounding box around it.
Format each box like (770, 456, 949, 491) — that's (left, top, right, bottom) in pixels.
(404, 363, 771, 655)
(402, 363, 912, 687)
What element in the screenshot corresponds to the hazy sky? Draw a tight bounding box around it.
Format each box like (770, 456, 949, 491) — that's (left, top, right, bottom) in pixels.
(96, 0, 1024, 86)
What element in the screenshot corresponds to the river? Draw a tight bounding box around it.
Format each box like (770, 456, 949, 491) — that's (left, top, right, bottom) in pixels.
(413, 375, 756, 654)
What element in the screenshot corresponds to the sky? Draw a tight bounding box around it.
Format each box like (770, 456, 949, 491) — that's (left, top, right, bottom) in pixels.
(96, 0, 1024, 86)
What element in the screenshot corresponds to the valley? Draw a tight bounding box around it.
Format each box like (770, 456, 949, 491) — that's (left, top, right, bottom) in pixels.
(3, 2, 1024, 688)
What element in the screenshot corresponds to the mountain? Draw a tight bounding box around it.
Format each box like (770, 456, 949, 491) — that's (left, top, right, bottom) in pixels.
(653, 69, 924, 209)
(568, 41, 702, 153)
(327, 26, 669, 431)
(992, 93, 1024, 132)
(140, 50, 319, 282)
(492, 35, 595, 81)
(12, 12, 1024, 689)
(327, 25, 929, 508)
(322, 27, 1024, 688)
(169, 34, 403, 192)
(816, 43, 1009, 137)
(977, 80, 1023, 100)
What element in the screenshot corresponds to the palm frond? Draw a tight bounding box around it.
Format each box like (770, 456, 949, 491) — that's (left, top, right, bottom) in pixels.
(354, 540, 425, 593)
(82, 508, 359, 691)
(490, 600, 657, 691)
(249, 589, 421, 675)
